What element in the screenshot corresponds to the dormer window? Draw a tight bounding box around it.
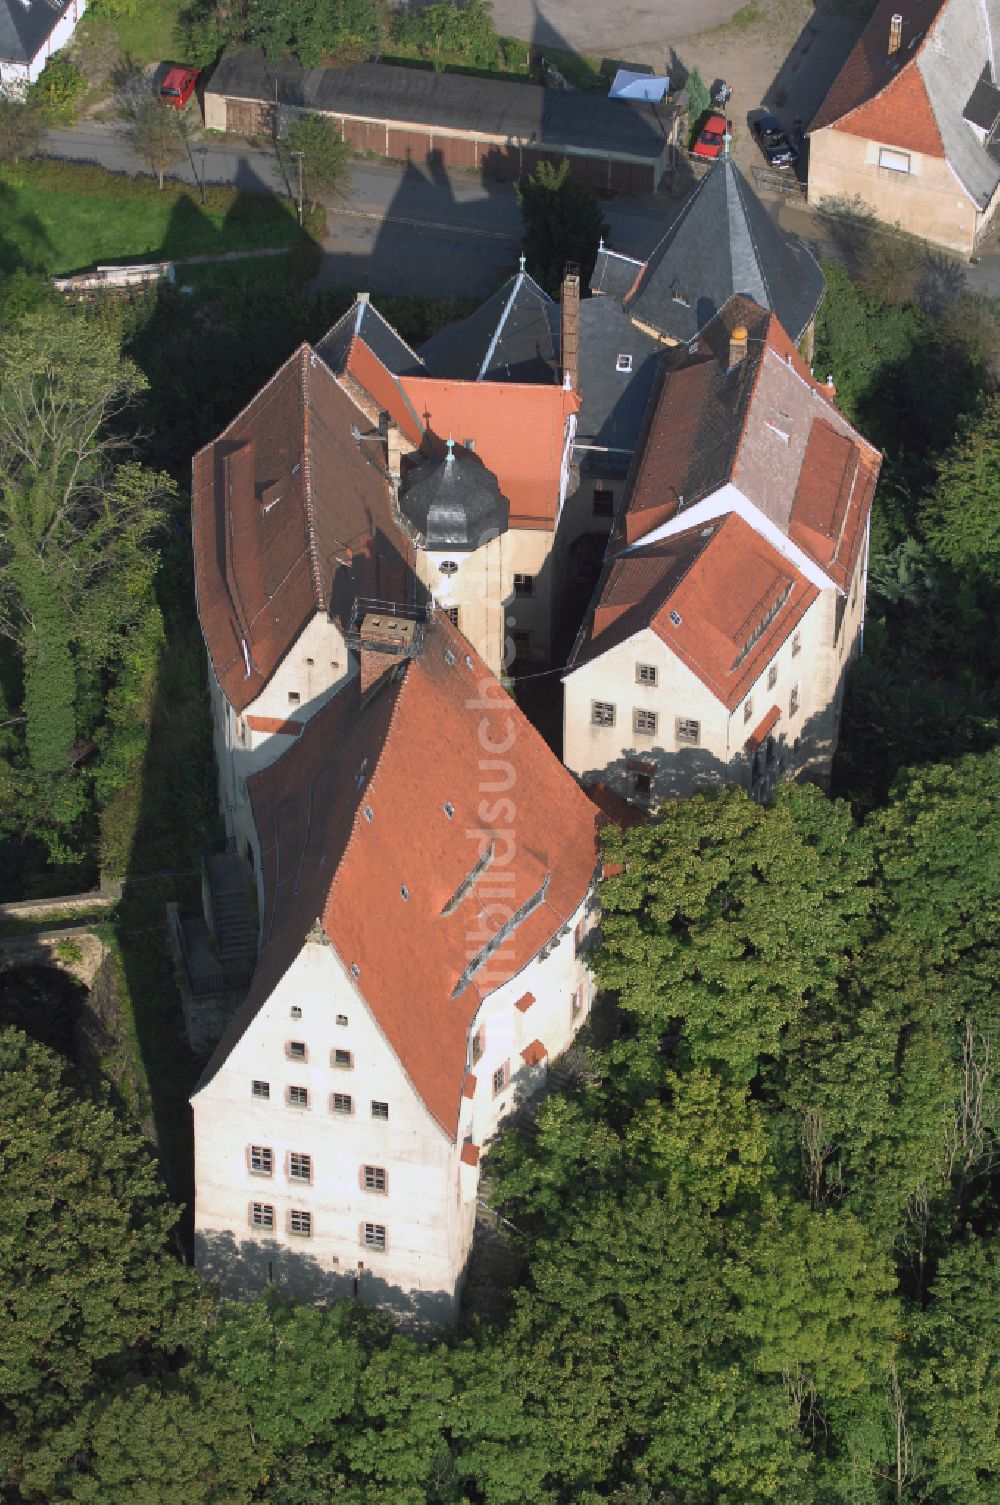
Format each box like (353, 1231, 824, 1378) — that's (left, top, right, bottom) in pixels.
(616, 353, 633, 373)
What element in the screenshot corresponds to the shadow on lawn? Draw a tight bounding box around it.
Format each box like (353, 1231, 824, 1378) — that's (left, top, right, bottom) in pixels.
(0, 179, 54, 276)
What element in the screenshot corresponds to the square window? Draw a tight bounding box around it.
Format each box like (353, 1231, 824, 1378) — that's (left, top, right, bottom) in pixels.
(288, 691, 301, 705)
(492, 1060, 510, 1097)
(593, 488, 614, 518)
(616, 353, 633, 372)
(251, 1202, 274, 1230)
(288, 1085, 309, 1108)
(336, 1013, 349, 1027)
(471, 1026, 485, 1065)
(636, 663, 657, 685)
(633, 708, 657, 735)
(791, 631, 801, 658)
(331, 1092, 353, 1115)
(371, 1100, 389, 1120)
(767, 664, 778, 691)
(287, 1041, 307, 1061)
(252, 1079, 270, 1099)
(591, 700, 615, 728)
(333, 1048, 353, 1068)
(290, 1005, 302, 1019)
(632, 770, 652, 796)
(249, 1145, 273, 1176)
(743, 698, 753, 724)
(676, 717, 700, 745)
(513, 573, 534, 597)
(362, 1221, 387, 1251)
(363, 1165, 387, 1193)
(790, 683, 800, 717)
(289, 1209, 312, 1237)
(289, 1151, 312, 1181)
(442, 606, 460, 627)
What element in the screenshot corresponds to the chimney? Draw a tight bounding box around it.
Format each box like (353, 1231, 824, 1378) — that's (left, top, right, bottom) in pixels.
(561, 263, 580, 392)
(888, 12, 902, 53)
(728, 324, 749, 370)
(825, 373, 837, 398)
(386, 419, 402, 480)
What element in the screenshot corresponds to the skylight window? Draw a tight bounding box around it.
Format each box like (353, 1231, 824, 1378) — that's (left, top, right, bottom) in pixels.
(363, 805, 373, 823)
(669, 609, 683, 627)
(616, 353, 633, 373)
(441, 843, 494, 917)
(444, 801, 455, 819)
(452, 876, 550, 997)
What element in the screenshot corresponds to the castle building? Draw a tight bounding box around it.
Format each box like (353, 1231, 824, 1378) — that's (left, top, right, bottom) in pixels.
(188, 158, 880, 1322)
(190, 613, 600, 1321)
(562, 298, 880, 804)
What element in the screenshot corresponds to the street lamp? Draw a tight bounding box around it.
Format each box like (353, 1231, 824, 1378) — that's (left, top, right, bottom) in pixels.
(291, 149, 304, 225)
(197, 146, 208, 206)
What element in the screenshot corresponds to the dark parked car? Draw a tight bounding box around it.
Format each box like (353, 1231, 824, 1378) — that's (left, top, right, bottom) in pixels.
(751, 115, 799, 169)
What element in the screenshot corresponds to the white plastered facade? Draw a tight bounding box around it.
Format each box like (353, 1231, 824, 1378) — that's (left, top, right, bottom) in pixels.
(192, 884, 596, 1323)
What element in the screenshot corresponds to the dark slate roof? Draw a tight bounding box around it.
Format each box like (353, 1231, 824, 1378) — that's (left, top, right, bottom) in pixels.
(576, 298, 661, 450)
(625, 159, 825, 344)
(315, 296, 425, 376)
(0, 0, 72, 64)
(590, 246, 644, 302)
(399, 444, 509, 550)
(964, 66, 1000, 131)
(208, 50, 673, 162)
(419, 271, 559, 384)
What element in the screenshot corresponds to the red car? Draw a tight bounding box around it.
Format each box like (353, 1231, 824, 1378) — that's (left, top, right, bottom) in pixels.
(159, 66, 200, 109)
(692, 113, 733, 160)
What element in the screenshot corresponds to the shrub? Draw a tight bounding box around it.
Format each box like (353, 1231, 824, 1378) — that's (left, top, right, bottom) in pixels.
(29, 53, 87, 125)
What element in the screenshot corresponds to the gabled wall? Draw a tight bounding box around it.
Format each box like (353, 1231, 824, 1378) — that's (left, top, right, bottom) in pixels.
(807, 126, 987, 255)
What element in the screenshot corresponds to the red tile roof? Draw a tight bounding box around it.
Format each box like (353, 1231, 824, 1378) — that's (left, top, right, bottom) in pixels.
(616, 297, 879, 592)
(575, 515, 818, 710)
(343, 337, 579, 530)
(192, 345, 412, 713)
(586, 781, 649, 830)
(462, 1073, 477, 1099)
(521, 1040, 548, 1067)
(809, 0, 946, 154)
(789, 419, 878, 591)
(245, 716, 303, 737)
(460, 1142, 481, 1166)
(194, 614, 600, 1137)
(746, 704, 782, 750)
(515, 991, 536, 1012)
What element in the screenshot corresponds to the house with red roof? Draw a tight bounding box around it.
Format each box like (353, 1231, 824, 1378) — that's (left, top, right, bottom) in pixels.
(191, 612, 600, 1320)
(191, 292, 579, 864)
(807, 0, 1000, 254)
(563, 297, 880, 804)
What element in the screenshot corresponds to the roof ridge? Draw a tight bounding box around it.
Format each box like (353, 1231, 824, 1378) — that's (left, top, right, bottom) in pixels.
(300, 346, 325, 610)
(729, 164, 773, 310)
(191, 341, 310, 464)
(364, 300, 428, 368)
(478, 272, 525, 380)
(629, 160, 713, 292)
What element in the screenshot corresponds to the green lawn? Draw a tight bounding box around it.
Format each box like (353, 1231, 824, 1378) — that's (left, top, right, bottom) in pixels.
(0, 162, 304, 275)
(112, 0, 185, 65)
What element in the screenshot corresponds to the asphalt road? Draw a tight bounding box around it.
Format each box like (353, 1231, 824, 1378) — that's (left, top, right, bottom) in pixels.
(41, 123, 682, 297)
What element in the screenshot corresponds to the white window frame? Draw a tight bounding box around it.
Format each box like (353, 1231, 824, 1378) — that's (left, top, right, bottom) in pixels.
(878, 147, 910, 173)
